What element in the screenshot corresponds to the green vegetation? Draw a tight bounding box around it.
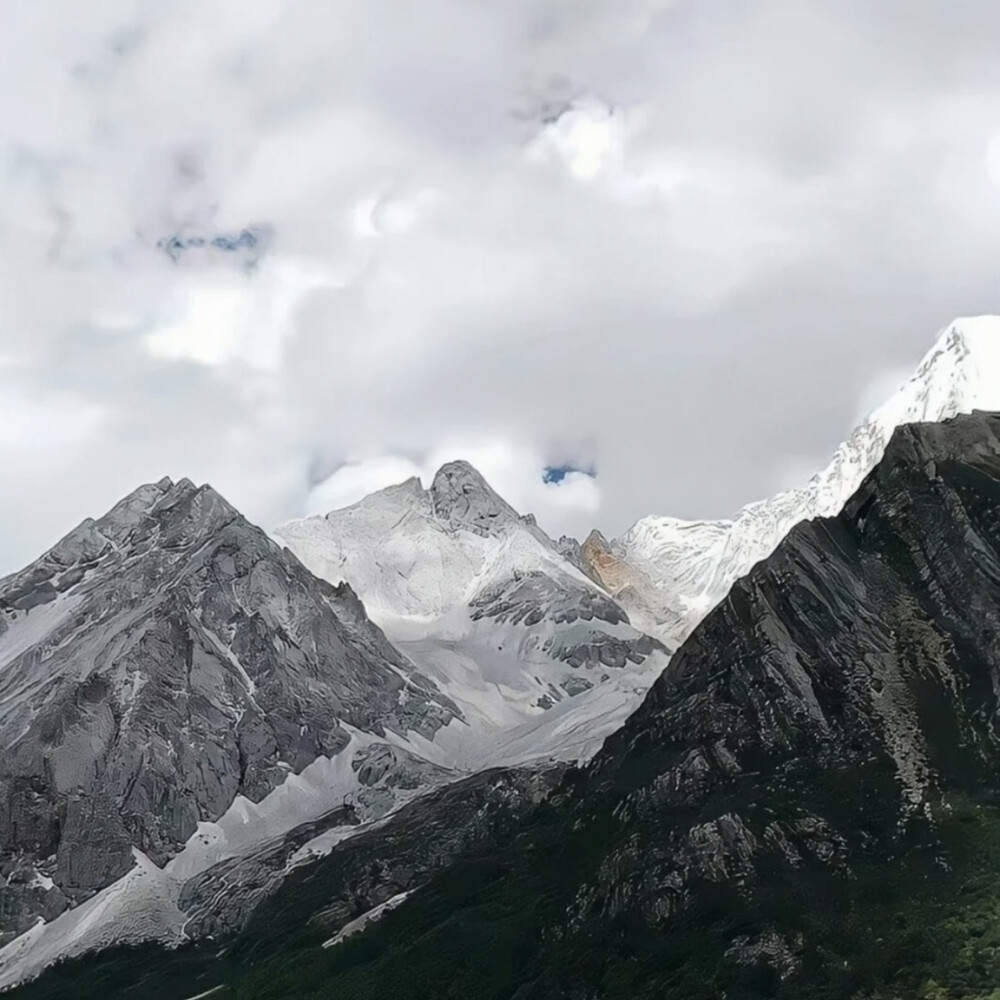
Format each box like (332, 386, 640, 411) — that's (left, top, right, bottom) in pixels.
(15, 798, 1000, 1000)
(209, 799, 1000, 1000)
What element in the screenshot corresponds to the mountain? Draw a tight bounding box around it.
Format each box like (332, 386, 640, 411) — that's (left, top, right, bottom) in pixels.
(0, 477, 465, 983)
(0, 465, 666, 989)
(587, 316, 1000, 648)
(18, 410, 1000, 1000)
(6, 319, 999, 996)
(275, 460, 668, 768)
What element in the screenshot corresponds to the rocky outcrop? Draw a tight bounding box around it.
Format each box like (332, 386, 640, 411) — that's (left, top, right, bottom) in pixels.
(429, 461, 527, 538)
(553, 535, 605, 588)
(0, 478, 460, 939)
(468, 568, 665, 674)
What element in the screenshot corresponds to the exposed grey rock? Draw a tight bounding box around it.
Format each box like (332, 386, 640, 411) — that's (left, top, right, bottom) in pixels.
(0, 856, 68, 946)
(560, 676, 593, 697)
(0, 477, 461, 936)
(429, 461, 525, 538)
(55, 793, 134, 899)
(469, 568, 666, 670)
(350, 744, 453, 819)
(469, 570, 626, 628)
(725, 929, 803, 979)
(561, 412, 1000, 970)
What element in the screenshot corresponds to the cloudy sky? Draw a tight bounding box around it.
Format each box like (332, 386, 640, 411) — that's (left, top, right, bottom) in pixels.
(2, 0, 1000, 573)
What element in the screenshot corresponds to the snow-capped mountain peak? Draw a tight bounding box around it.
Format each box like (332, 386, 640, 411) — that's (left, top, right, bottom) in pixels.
(587, 316, 1000, 646)
(276, 460, 668, 769)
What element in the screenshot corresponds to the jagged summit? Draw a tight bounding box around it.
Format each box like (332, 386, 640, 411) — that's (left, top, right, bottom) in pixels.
(317, 462, 530, 540)
(0, 475, 464, 962)
(279, 460, 604, 626)
(586, 316, 1000, 647)
(430, 459, 494, 492)
(1, 477, 237, 598)
(275, 460, 668, 768)
(429, 460, 524, 537)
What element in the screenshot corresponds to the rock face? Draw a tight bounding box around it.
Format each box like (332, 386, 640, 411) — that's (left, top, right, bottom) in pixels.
(566, 413, 1000, 945)
(590, 316, 1000, 648)
(428, 461, 533, 538)
(0, 477, 458, 941)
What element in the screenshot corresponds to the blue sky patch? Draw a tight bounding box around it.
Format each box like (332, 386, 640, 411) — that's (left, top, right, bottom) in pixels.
(543, 463, 597, 485)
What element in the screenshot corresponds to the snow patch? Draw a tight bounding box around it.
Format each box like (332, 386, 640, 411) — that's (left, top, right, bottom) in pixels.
(0, 850, 184, 992)
(322, 890, 413, 949)
(0, 592, 84, 674)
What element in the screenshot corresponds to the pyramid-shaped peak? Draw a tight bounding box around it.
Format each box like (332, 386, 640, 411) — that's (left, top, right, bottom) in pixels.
(2, 477, 246, 608)
(429, 460, 521, 537)
(431, 459, 495, 489)
(103, 475, 198, 518)
(891, 316, 1000, 422)
(430, 460, 504, 504)
(92, 477, 237, 550)
(920, 316, 1000, 373)
(944, 315, 1000, 348)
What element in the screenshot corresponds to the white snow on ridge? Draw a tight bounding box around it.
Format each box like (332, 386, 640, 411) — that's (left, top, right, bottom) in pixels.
(608, 316, 1000, 646)
(0, 592, 84, 675)
(322, 890, 413, 949)
(0, 850, 185, 992)
(277, 462, 669, 771)
(0, 727, 454, 990)
(278, 473, 600, 630)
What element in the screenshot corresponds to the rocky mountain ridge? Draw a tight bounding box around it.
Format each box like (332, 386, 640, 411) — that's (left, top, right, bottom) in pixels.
(276, 459, 669, 770)
(226, 409, 1000, 998)
(586, 316, 1000, 648)
(0, 465, 666, 988)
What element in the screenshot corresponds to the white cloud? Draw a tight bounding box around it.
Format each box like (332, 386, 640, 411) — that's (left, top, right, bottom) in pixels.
(145, 258, 337, 369)
(3, 0, 1000, 571)
(0, 384, 106, 456)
